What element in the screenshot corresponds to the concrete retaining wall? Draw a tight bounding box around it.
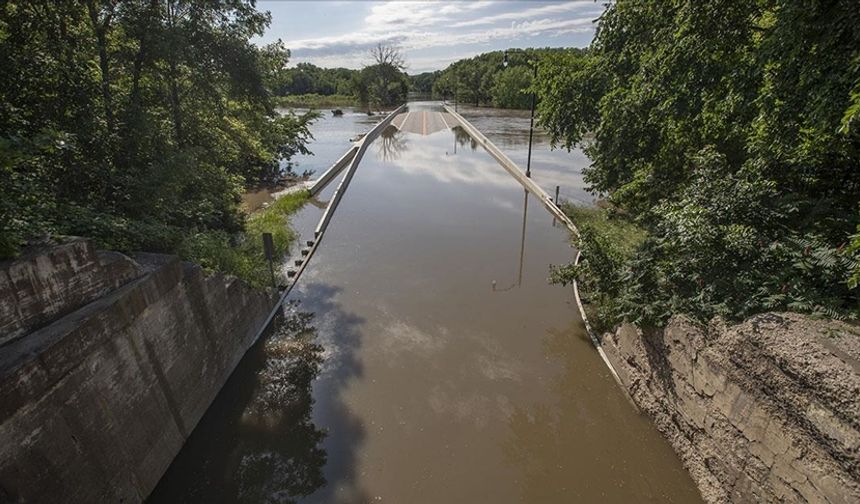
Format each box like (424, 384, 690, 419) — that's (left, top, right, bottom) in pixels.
(0, 239, 142, 346)
(601, 313, 860, 503)
(0, 242, 277, 503)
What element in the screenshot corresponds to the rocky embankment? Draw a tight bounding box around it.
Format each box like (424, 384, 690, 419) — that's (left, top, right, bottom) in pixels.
(602, 312, 860, 503)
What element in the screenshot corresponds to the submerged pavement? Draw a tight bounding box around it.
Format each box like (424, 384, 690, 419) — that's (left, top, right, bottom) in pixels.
(149, 102, 702, 504)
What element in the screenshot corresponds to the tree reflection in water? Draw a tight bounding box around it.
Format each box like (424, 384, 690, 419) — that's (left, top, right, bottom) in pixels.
(236, 309, 326, 503)
(377, 125, 408, 161)
(452, 125, 479, 151)
(147, 302, 327, 504)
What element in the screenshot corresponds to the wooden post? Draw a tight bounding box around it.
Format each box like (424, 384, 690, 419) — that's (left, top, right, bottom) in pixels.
(262, 233, 276, 289)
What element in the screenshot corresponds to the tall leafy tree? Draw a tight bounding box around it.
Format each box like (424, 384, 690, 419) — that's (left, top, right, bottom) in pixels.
(0, 0, 314, 256)
(353, 43, 409, 109)
(538, 0, 860, 323)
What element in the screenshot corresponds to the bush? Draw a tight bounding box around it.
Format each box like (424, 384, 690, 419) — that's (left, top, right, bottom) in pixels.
(555, 152, 860, 330)
(551, 205, 646, 332)
(180, 190, 309, 288)
(273, 94, 356, 109)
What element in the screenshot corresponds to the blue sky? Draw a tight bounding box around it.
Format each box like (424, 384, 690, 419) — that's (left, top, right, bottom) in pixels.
(254, 1, 605, 73)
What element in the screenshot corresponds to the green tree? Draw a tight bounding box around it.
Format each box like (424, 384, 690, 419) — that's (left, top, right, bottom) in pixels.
(353, 43, 409, 110)
(538, 0, 860, 324)
(0, 0, 314, 258)
(409, 71, 440, 94)
(432, 48, 583, 108)
(273, 63, 358, 97)
(491, 66, 532, 109)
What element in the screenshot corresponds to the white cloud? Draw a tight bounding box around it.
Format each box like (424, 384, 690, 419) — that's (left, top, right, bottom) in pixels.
(451, 1, 601, 28)
(288, 17, 593, 56)
(277, 1, 602, 71)
(364, 1, 495, 30)
(404, 17, 595, 50)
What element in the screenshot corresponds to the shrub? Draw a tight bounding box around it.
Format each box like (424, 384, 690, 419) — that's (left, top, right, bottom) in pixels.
(180, 190, 309, 288)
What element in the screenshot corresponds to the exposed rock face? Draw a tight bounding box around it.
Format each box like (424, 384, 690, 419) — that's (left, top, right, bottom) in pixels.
(602, 313, 860, 503)
(0, 240, 277, 503)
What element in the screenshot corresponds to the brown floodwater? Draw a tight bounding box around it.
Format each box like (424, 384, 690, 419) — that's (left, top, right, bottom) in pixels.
(149, 102, 702, 503)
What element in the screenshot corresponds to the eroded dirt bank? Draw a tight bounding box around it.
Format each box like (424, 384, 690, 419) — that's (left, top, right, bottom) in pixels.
(601, 312, 860, 503)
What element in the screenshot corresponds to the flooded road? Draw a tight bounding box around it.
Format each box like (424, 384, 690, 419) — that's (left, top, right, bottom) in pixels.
(456, 104, 595, 207)
(149, 103, 701, 503)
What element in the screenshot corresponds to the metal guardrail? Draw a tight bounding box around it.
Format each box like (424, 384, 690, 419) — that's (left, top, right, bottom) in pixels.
(442, 104, 628, 389)
(442, 104, 579, 237)
(572, 250, 626, 390)
(308, 145, 358, 196)
(250, 104, 408, 343)
(313, 103, 407, 238)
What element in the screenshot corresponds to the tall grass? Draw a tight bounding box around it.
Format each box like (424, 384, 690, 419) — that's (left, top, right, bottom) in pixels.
(555, 204, 648, 333)
(273, 93, 356, 109)
(563, 204, 646, 258)
(179, 190, 309, 288)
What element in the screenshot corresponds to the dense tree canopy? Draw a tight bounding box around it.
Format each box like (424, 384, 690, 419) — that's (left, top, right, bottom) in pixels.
(0, 0, 314, 257)
(271, 62, 357, 97)
(409, 71, 440, 94)
(433, 48, 583, 109)
(541, 1, 860, 324)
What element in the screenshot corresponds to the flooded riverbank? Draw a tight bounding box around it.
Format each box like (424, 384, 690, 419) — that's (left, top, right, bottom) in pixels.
(149, 102, 701, 503)
(240, 108, 379, 212)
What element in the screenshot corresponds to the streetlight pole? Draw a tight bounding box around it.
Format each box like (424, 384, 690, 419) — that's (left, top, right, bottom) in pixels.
(526, 62, 537, 178)
(503, 50, 537, 178)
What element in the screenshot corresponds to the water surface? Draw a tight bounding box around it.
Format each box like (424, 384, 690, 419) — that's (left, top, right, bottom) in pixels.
(456, 104, 595, 207)
(149, 102, 701, 503)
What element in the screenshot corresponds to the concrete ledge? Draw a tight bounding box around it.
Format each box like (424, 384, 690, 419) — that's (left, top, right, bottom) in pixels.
(0, 238, 143, 346)
(0, 242, 278, 503)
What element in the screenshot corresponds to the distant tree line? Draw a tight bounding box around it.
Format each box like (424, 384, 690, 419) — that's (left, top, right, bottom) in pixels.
(271, 63, 356, 96)
(271, 44, 410, 110)
(409, 71, 440, 95)
(270, 47, 589, 111)
(431, 48, 585, 109)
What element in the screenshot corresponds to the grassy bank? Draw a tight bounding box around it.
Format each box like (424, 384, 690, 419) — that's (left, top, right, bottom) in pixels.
(553, 204, 647, 333)
(563, 205, 646, 258)
(273, 93, 356, 109)
(179, 190, 309, 288)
